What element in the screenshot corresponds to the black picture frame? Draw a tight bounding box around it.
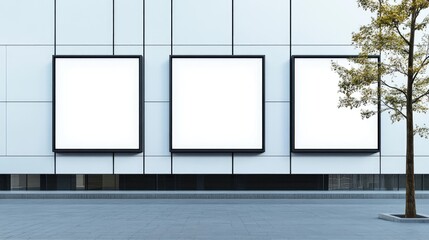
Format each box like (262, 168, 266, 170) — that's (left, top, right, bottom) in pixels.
(291, 55, 381, 153)
(169, 55, 265, 153)
(52, 55, 143, 153)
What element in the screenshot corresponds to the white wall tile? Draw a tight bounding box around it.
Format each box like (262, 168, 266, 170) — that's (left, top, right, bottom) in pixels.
(292, 155, 380, 174)
(56, 46, 112, 55)
(173, 154, 232, 174)
(145, 46, 170, 101)
(381, 156, 404, 174)
(414, 112, 429, 156)
(415, 157, 429, 174)
(235, 0, 289, 44)
(292, 0, 373, 45)
(145, 102, 169, 156)
(114, 46, 144, 55)
(382, 157, 429, 174)
(235, 46, 289, 101)
(173, 0, 232, 45)
(263, 103, 289, 155)
(234, 156, 289, 174)
(114, 155, 143, 174)
(0, 47, 5, 101)
(291, 46, 360, 55)
(381, 112, 405, 156)
(173, 46, 231, 55)
(0, 157, 54, 174)
(0, 103, 5, 155)
(0, 0, 53, 44)
(146, 0, 171, 45)
(7, 103, 52, 155)
(380, 112, 429, 156)
(57, 0, 112, 45)
(7, 47, 53, 101)
(145, 156, 171, 174)
(56, 154, 113, 174)
(114, 0, 143, 45)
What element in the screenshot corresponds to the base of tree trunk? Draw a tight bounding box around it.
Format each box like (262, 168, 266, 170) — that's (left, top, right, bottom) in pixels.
(379, 213, 429, 223)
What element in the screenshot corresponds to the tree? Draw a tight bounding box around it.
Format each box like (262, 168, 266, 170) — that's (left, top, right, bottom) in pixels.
(332, 0, 429, 218)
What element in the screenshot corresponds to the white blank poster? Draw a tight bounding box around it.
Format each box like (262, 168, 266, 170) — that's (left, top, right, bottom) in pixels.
(54, 57, 141, 152)
(293, 57, 379, 151)
(171, 57, 264, 152)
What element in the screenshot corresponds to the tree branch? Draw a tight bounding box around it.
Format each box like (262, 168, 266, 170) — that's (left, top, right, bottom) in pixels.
(394, 23, 411, 46)
(413, 88, 429, 103)
(413, 54, 429, 81)
(381, 79, 408, 96)
(380, 99, 407, 118)
(383, 62, 408, 76)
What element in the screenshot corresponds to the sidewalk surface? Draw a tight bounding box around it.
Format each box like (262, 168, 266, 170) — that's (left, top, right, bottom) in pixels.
(0, 196, 428, 239)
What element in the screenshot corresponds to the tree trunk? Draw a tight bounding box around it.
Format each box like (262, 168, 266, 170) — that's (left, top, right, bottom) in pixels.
(405, 107, 416, 218)
(405, 1, 417, 218)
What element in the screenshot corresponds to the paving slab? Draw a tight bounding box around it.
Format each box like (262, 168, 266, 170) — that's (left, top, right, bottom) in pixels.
(0, 198, 429, 239)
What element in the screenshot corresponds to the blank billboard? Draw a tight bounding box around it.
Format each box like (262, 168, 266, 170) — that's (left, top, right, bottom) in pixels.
(53, 56, 142, 153)
(292, 56, 379, 153)
(170, 56, 265, 153)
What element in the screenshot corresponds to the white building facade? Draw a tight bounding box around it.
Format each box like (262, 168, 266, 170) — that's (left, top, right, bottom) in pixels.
(0, 0, 428, 190)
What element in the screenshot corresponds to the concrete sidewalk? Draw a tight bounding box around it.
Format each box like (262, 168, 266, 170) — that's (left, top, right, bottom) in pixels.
(0, 198, 428, 239)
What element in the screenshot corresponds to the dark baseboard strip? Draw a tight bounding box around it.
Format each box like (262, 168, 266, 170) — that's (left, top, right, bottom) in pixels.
(0, 191, 429, 199)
